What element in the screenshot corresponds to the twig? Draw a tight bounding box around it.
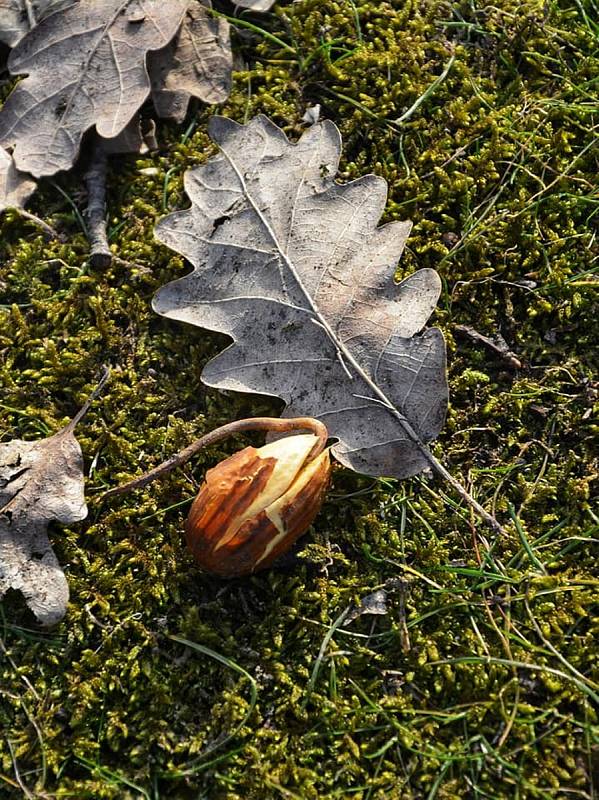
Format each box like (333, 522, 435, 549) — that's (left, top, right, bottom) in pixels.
(455, 324, 522, 369)
(103, 416, 328, 498)
(64, 365, 111, 433)
(16, 208, 62, 240)
(424, 455, 505, 536)
(6, 738, 33, 800)
(84, 136, 111, 268)
(352, 393, 506, 535)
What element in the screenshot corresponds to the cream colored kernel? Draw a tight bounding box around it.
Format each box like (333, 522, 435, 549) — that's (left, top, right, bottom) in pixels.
(212, 434, 317, 551)
(255, 450, 329, 567)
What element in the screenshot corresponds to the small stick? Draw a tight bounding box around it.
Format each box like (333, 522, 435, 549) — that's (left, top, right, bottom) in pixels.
(84, 136, 111, 268)
(63, 365, 111, 434)
(455, 324, 522, 370)
(16, 209, 62, 240)
(104, 417, 328, 498)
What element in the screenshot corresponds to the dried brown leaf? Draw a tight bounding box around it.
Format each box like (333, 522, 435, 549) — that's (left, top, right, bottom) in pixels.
(0, 370, 108, 625)
(99, 115, 156, 156)
(149, 0, 232, 122)
(346, 589, 388, 623)
(0, 425, 85, 625)
(0, 144, 35, 209)
(153, 115, 449, 480)
(0, 0, 188, 176)
(0, 0, 74, 46)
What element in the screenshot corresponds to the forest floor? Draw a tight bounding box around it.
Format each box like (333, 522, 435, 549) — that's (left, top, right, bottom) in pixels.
(0, 0, 597, 798)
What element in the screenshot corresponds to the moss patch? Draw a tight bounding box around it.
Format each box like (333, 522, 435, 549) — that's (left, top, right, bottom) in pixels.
(0, 0, 597, 797)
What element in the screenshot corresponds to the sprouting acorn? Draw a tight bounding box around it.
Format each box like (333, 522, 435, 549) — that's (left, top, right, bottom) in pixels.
(185, 434, 330, 577)
(105, 417, 330, 577)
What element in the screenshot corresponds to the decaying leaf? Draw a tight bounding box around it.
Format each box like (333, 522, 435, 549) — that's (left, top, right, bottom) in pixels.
(234, 0, 275, 11)
(99, 116, 156, 156)
(0, 0, 74, 46)
(149, 0, 232, 123)
(0, 428, 84, 625)
(0, 144, 35, 210)
(0, 370, 108, 625)
(153, 115, 448, 481)
(346, 589, 388, 623)
(0, 0, 188, 176)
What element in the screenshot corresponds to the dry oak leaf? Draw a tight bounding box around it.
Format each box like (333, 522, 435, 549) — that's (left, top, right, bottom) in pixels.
(153, 115, 448, 480)
(0, 422, 86, 625)
(148, 0, 232, 123)
(0, 371, 108, 625)
(0, 0, 188, 177)
(0, 144, 36, 209)
(0, 0, 74, 46)
(99, 115, 157, 155)
(234, 0, 275, 10)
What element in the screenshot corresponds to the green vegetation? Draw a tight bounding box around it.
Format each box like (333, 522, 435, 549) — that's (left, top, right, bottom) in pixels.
(0, 0, 597, 797)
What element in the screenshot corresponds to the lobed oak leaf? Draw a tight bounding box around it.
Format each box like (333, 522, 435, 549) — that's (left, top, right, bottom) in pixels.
(98, 115, 156, 155)
(0, 0, 188, 176)
(0, 370, 108, 625)
(148, 0, 232, 123)
(0, 0, 75, 47)
(153, 115, 448, 481)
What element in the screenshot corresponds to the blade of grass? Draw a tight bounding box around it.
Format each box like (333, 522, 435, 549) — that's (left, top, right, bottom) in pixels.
(76, 757, 150, 799)
(302, 605, 351, 708)
(164, 635, 257, 776)
(205, 7, 296, 56)
(394, 55, 456, 125)
(430, 656, 599, 705)
(508, 504, 547, 574)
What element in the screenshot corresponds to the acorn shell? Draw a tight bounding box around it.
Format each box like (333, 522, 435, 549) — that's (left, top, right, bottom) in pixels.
(185, 440, 330, 577)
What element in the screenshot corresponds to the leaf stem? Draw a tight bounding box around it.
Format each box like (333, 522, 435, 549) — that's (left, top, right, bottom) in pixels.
(103, 416, 328, 498)
(419, 448, 505, 536)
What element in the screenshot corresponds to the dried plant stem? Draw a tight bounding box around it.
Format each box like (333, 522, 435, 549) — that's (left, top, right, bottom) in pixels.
(16, 208, 61, 240)
(380, 403, 505, 535)
(455, 324, 522, 370)
(103, 417, 328, 498)
(64, 365, 111, 433)
(85, 137, 111, 268)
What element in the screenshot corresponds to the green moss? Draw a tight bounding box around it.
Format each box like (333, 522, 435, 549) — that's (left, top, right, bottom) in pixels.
(0, 0, 597, 797)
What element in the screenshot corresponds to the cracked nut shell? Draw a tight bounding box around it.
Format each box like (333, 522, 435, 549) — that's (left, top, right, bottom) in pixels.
(185, 434, 331, 577)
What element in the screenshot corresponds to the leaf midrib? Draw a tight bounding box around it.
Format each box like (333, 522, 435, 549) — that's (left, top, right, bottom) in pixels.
(219, 139, 430, 459)
(37, 1, 132, 135)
